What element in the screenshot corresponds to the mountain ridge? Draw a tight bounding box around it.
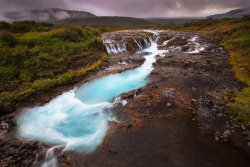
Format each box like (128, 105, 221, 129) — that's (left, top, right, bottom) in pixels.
(4, 8, 96, 21)
(207, 6, 250, 18)
(52, 16, 157, 25)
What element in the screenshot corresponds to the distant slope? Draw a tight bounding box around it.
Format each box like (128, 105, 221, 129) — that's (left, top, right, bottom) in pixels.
(53, 16, 157, 25)
(143, 17, 205, 24)
(4, 8, 96, 21)
(207, 6, 250, 18)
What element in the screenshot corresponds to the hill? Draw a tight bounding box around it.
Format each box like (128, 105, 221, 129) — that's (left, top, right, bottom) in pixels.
(208, 6, 250, 18)
(4, 8, 96, 21)
(143, 17, 205, 24)
(53, 16, 157, 25)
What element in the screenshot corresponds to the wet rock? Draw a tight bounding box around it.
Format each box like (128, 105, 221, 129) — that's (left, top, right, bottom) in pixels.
(165, 88, 176, 99)
(127, 123, 133, 129)
(108, 149, 118, 154)
(1, 121, 9, 130)
(120, 92, 134, 99)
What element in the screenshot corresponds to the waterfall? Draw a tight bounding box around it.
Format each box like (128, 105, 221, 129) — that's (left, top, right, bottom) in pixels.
(186, 36, 205, 53)
(41, 145, 64, 167)
(133, 39, 143, 50)
(104, 42, 127, 54)
(143, 38, 150, 48)
(102, 31, 156, 54)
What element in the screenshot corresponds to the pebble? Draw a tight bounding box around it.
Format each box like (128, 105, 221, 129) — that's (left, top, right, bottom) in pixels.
(241, 125, 246, 130)
(242, 131, 250, 136)
(223, 130, 231, 138)
(217, 113, 223, 117)
(166, 103, 172, 107)
(1, 121, 9, 130)
(215, 137, 219, 142)
(192, 87, 197, 91)
(191, 99, 197, 103)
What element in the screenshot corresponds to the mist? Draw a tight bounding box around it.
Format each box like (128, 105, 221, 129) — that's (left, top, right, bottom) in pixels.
(0, 0, 249, 19)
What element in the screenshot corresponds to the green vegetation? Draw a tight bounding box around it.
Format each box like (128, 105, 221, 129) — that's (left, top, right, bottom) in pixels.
(52, 16, 157, 25)
(0, 21, 106, 113)
(0, 21, 11, 30)
(145, 18, 204, 24)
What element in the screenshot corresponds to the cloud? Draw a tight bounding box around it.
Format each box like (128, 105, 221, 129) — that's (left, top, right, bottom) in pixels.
(0, 0, 249, 17)
(66, 0, 250, 17)
(0, 0, 66, 12)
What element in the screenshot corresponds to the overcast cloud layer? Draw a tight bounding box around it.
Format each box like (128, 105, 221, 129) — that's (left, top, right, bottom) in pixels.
(0, 0, 249, 17)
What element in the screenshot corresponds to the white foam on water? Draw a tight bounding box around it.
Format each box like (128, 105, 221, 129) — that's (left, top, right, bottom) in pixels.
(186, 36, 206, 53)
(41, 145, 64, 167)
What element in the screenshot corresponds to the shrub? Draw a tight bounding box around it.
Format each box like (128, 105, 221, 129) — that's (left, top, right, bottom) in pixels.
(0, 21, 11, 29)
(32, 79, 57, 92)
(11, 21, 34, 32)
(58, 73, 72, 85)
(0, 48, 14, 65)
(53, 27, 84, 42)
(64, 43, 86, 55)
(0, 67, 19, 92)
(39, 22, 54, 27)
(242, 15, 250, 21)
(87, 38, 100, 49)
(0, 33, 18, 47)
(19, 70, 34, 82)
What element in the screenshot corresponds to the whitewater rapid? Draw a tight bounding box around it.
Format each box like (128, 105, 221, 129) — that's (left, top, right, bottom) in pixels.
(17, 31, 168, 155)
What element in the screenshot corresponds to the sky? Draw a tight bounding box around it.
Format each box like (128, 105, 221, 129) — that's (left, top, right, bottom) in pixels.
(0, 0, 249, 17)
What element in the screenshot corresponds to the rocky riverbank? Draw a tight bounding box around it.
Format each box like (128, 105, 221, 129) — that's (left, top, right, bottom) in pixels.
(0, 30, 249, 167)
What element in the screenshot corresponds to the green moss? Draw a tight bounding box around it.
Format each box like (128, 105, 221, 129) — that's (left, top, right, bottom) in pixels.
(227, 88, 250, 125)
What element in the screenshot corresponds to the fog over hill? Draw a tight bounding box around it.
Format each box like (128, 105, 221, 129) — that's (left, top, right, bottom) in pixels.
(1, 6, 250, 24)
(208, 6, 250, 18)
(3, 8, 96, 21)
